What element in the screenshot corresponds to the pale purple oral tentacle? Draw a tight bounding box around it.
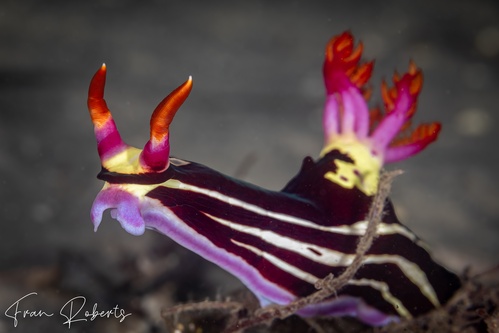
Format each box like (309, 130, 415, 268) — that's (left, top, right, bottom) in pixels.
(91, 187, 145, 235)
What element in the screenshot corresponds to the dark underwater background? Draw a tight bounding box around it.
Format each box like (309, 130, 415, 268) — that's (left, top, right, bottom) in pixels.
(0, 1, 498, 332)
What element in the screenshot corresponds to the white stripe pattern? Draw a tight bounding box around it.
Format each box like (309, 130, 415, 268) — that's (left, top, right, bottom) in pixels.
(159, 178, 441, 315)
(207, 213, 439, 308)
(163, 179, 418, 240)
(231, 239, 319, 284)
(231, 238, 412, 319)
(347, 279, 411, 318)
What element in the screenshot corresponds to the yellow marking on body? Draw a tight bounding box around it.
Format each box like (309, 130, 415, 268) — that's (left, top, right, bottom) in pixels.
(118, 178, 184, 199)
(120, 182, 161, 197)
(100, 181, 161, 199)
(320, 138, 382, 196)
(102, 146, 144, 174)
(163, 179, 183, 189)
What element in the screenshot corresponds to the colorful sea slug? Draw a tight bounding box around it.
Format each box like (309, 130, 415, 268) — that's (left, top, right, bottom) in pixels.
(87, 31, 461, 326)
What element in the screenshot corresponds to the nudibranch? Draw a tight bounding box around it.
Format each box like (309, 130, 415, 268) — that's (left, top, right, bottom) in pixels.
(87, 32, 460, 326)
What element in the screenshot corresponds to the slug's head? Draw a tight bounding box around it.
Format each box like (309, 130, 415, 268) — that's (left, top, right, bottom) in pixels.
(87, 64, 192, 175)
(320, 32, 441, 195)
(87, 65, 192, 236)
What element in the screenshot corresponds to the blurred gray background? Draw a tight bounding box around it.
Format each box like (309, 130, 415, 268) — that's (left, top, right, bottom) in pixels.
(0, 1, 498, 332)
